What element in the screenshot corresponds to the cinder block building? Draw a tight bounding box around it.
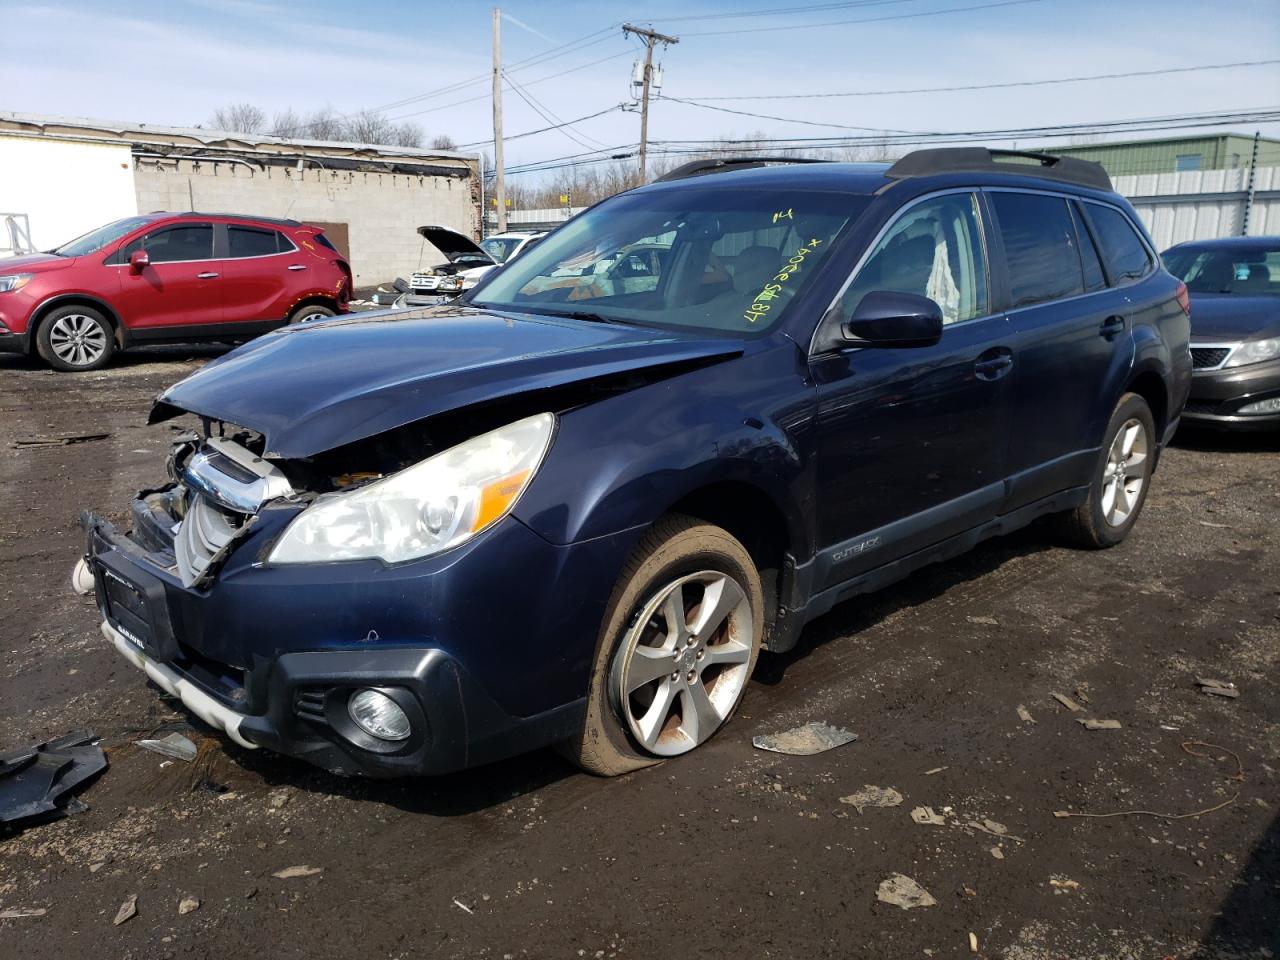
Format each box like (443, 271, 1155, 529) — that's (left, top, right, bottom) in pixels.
(0, 112, 481, 289)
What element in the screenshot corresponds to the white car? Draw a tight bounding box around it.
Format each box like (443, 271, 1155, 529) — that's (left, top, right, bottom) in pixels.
(405, 227, 546, 304)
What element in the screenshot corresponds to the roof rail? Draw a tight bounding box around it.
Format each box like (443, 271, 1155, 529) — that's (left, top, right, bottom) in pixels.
(653, 156, 829, 183)
(886, 148, 1112, 192)
(169, 211, 304, 227)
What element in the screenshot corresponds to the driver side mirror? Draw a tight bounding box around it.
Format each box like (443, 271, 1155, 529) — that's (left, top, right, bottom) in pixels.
(129, 249, 150, 274)
(842, 291, 943, 348)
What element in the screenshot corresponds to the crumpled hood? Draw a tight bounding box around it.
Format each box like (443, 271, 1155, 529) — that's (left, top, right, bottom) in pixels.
(151, 306, 743, 458)
(1188, 293, 1280, 342)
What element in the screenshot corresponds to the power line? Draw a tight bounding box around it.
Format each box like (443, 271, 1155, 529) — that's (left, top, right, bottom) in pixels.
(677, 59, 1280, 102)
(504, 69, 610, 151)
(680, 0, 1043, 37)
(659, 95, 929, 133)
(647, 0, 926, 22)
(457, 103, 624, 150)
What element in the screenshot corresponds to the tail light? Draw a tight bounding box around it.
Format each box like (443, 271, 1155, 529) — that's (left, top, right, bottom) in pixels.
(1175, 280, 1191, 317)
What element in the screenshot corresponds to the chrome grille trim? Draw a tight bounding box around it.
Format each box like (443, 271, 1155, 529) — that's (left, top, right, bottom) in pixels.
(184, 437, 293, 514)
(174, 494, 241, 588)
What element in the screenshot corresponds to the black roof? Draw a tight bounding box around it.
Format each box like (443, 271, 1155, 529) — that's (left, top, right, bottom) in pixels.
(641, 147, 1115, 196)
(159, 211, 304, 227)
(1165, 235, 1280, 252)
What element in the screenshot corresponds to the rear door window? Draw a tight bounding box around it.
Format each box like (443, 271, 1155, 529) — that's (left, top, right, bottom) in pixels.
(228, 226, 286, 258)
(989, 192, 1084, 308)
(1084, 203, 1153, 285)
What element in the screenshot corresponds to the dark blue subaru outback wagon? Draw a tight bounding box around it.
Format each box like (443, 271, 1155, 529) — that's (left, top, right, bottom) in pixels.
(77, 148, 1192, 777)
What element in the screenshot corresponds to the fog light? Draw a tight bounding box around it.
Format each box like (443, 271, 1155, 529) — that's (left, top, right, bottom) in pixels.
(348, 688, 411, 741)
(1238, 397, 1280, 415)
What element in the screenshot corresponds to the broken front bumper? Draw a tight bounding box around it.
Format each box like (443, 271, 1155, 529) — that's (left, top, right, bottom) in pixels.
(82, 511, 591, 777)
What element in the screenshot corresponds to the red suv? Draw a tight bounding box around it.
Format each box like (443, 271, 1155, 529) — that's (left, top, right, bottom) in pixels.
(0, 212, 351, 371)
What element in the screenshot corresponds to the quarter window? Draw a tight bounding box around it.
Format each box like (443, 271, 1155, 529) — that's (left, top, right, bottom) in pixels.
(228, 226, 286, 258)
(841, 192, 989, 326)
(990, 193, 1084, 308)
(1085, 204, 1152, 286)
(1069, 202, 1107, 293)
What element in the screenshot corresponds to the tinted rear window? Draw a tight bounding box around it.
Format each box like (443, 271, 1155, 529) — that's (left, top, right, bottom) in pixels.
(1086, 204, 1152, 285)
(991, 192, 1084, 308)
(228, 226, 283, 258)
(313, 233, 337, 252)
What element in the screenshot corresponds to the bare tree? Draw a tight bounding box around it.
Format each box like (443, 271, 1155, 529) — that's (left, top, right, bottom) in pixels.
(211, 102, 266, 135)
(269, 108, 304, 138)
(429, 133, 459, 151)
(391, 122, 424, 148)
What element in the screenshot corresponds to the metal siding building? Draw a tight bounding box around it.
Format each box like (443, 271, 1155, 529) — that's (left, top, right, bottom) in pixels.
(1048, 134, 1280, 177)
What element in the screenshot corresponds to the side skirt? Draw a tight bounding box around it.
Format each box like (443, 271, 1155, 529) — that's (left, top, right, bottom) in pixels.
(766, 485, 1089, 653)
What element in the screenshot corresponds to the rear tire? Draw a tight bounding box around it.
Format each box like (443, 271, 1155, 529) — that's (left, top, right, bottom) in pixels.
(287, 303, 336, 324)
(1054, 392, 1155, 549)
(562, 515, 764, 777)
(36, 306, 115, 372)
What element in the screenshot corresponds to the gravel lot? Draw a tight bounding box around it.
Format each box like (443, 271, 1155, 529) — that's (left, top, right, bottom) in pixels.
(1, 347, 1277, 959)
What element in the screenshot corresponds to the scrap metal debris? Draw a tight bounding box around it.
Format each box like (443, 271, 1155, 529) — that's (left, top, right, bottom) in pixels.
(1051, 692, 1084, 712)
(752, 721, 857, 756)
(840, 785, 903, 813)
(113, 894, 138, 926)
(1196, 678, 1240, 699)
(1076, 718, 1123, 730)
(0, 907, 47, 919)
(876, 874, 936, 910)
(911, 805, 946, 826)
(0, 730, 107, 831)
(272, 865, 323, 879)
(12, 432, 111, 448)
(136, 732, 197, 762)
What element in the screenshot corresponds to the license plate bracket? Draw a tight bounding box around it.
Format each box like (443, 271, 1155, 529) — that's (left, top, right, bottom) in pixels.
(92, 547, 180, 662)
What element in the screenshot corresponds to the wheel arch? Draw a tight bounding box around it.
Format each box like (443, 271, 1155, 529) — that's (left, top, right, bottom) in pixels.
(286, 293, 342, 320)
(1124, 367, 1169, 436)
(29, 294, 122, 352)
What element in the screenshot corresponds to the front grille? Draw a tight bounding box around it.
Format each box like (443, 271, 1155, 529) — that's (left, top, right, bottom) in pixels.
(1191, 346, 1233, 370)
(174, 493, 246, 587)
(1183, 399, 1222, 415)
(410, 273, 439, 290)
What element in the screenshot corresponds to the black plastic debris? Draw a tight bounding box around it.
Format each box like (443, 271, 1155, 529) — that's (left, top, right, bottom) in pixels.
(0, 730, 107, 832)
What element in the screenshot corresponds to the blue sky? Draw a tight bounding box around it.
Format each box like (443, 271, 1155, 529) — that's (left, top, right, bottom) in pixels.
(5, 0, 1278, 178)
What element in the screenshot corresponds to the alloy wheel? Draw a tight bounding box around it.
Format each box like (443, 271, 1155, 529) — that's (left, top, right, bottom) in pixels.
(1101, 417, 1148, 527)
(48, 314, 108, 367)
(613, 570, 754, 757)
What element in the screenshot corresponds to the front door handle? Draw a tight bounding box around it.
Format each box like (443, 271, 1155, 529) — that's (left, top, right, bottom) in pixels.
(197, 271, 219, 279)
(287, 264, 307, 271)
(974, 347, 1014, 381)
(1100, 315, 1126, 340)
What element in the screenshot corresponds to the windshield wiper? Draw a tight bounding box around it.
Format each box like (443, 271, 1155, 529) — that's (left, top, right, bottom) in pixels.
(542, 308, 623, 325)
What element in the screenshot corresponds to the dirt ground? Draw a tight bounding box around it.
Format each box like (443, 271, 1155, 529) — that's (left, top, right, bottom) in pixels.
(1, 347, 1277, 960)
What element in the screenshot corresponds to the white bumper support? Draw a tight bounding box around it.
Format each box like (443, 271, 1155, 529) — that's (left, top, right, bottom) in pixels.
(101, 620, 258, 750)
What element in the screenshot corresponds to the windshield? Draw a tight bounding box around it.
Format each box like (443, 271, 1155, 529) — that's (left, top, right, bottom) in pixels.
(54, 216, 153, 257)
(1164, 245, 1280, 296)
(480, 237, 523, 263)
(471, 188, 865, 335)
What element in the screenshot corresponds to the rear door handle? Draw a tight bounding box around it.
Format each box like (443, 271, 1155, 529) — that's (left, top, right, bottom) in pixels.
(197, 271, 219, 279)
(287, 264, 307, 271)
(1100, 315, 1126, 340)
(974, 348, 1014, 381)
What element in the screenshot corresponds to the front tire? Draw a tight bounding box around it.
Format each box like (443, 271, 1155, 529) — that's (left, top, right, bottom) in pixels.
(1054, 392, 1156, 548)
(36, 306, 115, 372)
(564, 515, 764, 776)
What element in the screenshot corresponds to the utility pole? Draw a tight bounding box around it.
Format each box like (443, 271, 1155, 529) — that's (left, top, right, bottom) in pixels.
(622, 24, 678, 182)
(492, 7, 507, 234)
(1241, 130, 1260, 237)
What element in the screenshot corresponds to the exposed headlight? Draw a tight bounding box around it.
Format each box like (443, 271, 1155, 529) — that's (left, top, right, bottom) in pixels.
(0, 273, 33, 293)
(348, 688, 411, 741)
(438, 276, 464, 292)
(1224, 337, 1280, 368)
(268, 413, 555, 564)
